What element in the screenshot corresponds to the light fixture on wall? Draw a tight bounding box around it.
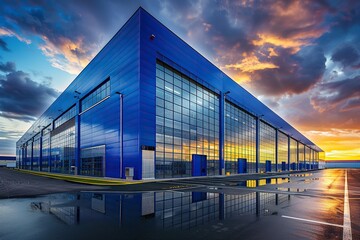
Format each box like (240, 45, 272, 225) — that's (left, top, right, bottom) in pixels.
(74, 90, 81, 99)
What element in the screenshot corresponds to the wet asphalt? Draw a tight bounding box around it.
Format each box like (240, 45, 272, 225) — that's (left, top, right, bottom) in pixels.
(163, 168, 359, 240)
(0, 168, 359, 239)
(0, 168, 106, 198)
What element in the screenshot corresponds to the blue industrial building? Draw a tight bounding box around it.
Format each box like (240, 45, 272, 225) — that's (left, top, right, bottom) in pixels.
(16, 8, 323, 180)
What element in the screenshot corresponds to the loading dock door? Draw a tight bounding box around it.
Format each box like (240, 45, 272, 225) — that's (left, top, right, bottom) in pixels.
(192, 154, 207, 176)
(238, 158, 247, 173)
(265, 160, 272, 172)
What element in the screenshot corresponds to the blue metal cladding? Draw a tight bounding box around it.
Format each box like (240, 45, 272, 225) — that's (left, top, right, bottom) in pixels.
(17, 8, 322, 180)
(17, 10, 142, 179)
(137, 8, 322, 152)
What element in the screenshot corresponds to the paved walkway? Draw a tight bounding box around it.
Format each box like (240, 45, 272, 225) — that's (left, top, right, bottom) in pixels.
(0, 168, 106, 198)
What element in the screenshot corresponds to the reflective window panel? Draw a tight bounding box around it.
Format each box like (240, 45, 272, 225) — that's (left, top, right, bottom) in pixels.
(224, 101, 256, 174)
(259, 121, 276, 172)
(278, 131, 288, 171)
(155, 61, 220, 178)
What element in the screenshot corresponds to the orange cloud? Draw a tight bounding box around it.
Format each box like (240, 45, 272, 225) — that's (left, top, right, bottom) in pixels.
(39, 36, 95, 75)
(268, 47, 278, 57)
(253, 34, 309, 53)
(251, 1, 327, 52)
(224, 55, 278, 73)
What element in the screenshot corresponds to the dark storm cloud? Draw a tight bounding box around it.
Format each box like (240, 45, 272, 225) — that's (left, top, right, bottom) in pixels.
(0, 0, 161, 74)
(0, 39, 10, 51)
(0, 61, 16, 72)
(201, 2, 255, 53)
(0, 61, 59, 121)
(251, 46, 326, 96)
(331, 44, 360, 67)
(311, 76, 360, 112)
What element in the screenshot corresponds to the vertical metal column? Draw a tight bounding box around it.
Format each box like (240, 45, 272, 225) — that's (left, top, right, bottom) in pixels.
(219, 91, 227, 175)
(256, 117, 260, 173)
(48, 118, 54, 172)
(74, 103, 81, 175)
(303, 144, 306, 170)
(287, 136, 290, 171)
(275, 129, 278, 172)
(116, 92, 124, 179)
(30, 139, 33, 170)
(39, 131, 43, 171)
(296, 141, 299, 171)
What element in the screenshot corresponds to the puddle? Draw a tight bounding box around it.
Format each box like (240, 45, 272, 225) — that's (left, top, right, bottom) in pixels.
(0, 191, 291, 240)
(289, 173, 312, 177)
(303, 178, 319, 183)
(235, 177, 290, 188)
(277, 187, 307, 193)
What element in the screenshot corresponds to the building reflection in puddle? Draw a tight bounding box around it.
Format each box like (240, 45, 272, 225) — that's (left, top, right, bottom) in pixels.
(238, 177, 290, 188)
(30, 191, 290, 230)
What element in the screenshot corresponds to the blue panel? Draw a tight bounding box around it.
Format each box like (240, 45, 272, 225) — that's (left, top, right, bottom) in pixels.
(192, 154, 207, 176)
(282, 162, 286, 171)
(265, 160, 272, 172)
(238, 158, 247, 174)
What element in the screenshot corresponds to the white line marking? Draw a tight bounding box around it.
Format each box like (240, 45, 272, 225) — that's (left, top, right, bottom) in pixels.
(343, 170, 352, 240)
(281, 215, 343, 228)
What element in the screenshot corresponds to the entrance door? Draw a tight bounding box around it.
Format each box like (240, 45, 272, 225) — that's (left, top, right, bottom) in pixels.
(192, 154, 207, 176)
(238, 158, 247, 173)
(142, 150, 155, 179)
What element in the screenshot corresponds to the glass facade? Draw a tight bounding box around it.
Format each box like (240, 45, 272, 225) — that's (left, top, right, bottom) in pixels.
(81, 80, 110, 112)
(41, 129, 51, 172)
(32, 134, 41, 171)
(298, 143, 305, 170)
(289, 138, 298, 170)
(54, 106, 76, 128)
(314, 151, 319, 168)
(278, 131, 288, 171)
(155, 61, 220, 178)
(80, 145, 106, 177)
(50, 119, 75, 174)
(25, 141, 32, 170)
(259, 121, 276, 172)
(224, 102, 256, 174)
(305, 146, 311, 168)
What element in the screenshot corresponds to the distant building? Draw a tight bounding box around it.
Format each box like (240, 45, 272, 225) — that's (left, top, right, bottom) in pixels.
(326, 160, 360, 168)
(0, 156, 16, 168)
(16, 8, 323, 180)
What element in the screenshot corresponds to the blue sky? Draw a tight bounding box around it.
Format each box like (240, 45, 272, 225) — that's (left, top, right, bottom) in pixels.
(0, 0, 359, 159)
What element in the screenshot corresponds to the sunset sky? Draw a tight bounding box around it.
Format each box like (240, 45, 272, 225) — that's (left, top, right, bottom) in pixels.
(0, 0, 359, 160)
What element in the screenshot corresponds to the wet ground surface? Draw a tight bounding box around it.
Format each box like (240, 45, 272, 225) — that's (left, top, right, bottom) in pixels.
(0, 168, 106, 198)
(0, 169, 359, 240)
